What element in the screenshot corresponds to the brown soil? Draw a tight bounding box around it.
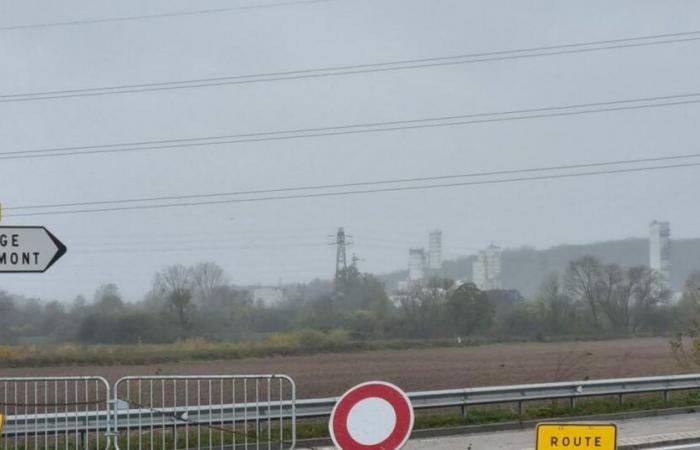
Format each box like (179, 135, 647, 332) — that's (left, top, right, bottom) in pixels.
(0, 338, 684, 399)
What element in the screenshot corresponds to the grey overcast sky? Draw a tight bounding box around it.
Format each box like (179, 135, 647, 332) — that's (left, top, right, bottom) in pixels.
(1, 0, 699, 302)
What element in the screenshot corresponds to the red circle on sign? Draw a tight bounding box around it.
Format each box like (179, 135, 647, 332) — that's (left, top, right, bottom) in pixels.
(329, 381, 414, 450)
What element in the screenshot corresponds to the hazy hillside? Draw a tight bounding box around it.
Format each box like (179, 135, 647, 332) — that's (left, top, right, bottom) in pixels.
(380, 238, 700, 297)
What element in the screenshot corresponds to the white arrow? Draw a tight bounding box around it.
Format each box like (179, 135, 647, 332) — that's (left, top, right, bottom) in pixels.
(0, 226, 67, 273)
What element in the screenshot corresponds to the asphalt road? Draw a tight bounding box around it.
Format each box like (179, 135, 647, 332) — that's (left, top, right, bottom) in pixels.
(304, 411, 700, 449)
(651, 445, 700, 450)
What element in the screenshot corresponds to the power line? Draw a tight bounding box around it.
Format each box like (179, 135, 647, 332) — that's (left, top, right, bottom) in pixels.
(72, 234, 466, 253)
(5, 160, 700, 218)
(2, 30, 700, 103)
(0, 0, 335, 32)
(71, 241, 426, 255)
(74, 236, 327, 248)
(56, 225, 334, 242)
(72, 242, 328, 254)
(3, 92, 700, 161)
(7, 152, 700, 211)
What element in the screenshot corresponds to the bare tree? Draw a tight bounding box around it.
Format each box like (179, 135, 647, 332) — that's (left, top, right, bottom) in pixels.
(537, 273, 574, 334)
(154, 264, 193, 328)
(596, 265, 669, 332)
(564, 256, 604, 325)
(596, 264, 625, 330)
(671, 272, 700, 368)
(565, 257, 669, 332)
(683, 272, 700, 307)
(190, 262, 228, 303)
(626, 266, 670, 332)
(399, 280, 451, 339)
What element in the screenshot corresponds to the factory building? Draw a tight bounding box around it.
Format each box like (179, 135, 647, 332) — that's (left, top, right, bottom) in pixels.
(397, 230, 443, 291)
(472, 244, 502, 290)
(428, 230, 443, 274)
(250, 286, 286, 308)
(408, 248, 427, 281)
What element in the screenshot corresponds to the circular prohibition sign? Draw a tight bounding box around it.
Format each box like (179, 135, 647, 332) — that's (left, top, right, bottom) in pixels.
(329, 381, 415, 450)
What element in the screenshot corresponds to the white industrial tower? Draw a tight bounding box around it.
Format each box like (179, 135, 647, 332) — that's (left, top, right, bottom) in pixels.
(408, 248, 426, 281)
(649, 220, 671, 288)
(428, 230, 443, 274)
(472, 244, 502, 290)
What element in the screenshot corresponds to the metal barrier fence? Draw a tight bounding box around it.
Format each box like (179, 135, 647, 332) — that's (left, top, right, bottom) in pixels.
(0, 376, 111, 450)
(0, 376, 295, 450)
(5, 372, 700, 449)
(112, 376, 296, 450)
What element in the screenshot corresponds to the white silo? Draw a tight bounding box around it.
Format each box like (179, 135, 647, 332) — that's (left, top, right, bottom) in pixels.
(649, 220, 671, 288)
(408, 248, 426, 281)
(428, 230, 443, 272)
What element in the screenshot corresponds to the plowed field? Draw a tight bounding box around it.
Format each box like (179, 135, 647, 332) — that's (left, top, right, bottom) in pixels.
(0, 338, 685, 398)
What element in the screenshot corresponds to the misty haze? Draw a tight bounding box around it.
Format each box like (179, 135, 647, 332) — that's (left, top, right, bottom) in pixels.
(1, 1, 700, 449)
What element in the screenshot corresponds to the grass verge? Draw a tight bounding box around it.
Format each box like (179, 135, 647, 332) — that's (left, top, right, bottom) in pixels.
(0, 331, 670, 368)
(0, 331, 478, 367)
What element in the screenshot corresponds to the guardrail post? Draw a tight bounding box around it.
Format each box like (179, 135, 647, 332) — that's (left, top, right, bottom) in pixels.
(460, 405, 468, 418)
(618, 393, 623, 406)
(663, 390, 670, 402)
(517, 401, 523, 416)
(569, 397, 576, 409)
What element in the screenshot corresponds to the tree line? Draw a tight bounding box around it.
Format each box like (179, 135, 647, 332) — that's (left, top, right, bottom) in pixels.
(0, 256, 698, 345)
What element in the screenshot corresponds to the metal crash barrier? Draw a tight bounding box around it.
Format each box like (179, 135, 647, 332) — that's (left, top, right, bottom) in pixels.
(112, 375, 296, 450)
(0, 375, 296, 450)
(0, 376, 112, 450)
(6, 372, 700, 449)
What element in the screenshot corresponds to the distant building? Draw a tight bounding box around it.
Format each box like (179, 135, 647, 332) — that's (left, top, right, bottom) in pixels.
(408, 248, 426, 281)
(472, 258, 486, 289)
(472, 245, 502, 290)
(395, 231, 442, 292)
(251, 286, 286, 308)
(428, 230, 443, 273)
(649, 220, 671, 289)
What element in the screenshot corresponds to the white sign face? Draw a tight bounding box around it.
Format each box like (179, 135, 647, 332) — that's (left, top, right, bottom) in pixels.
(0, 226, 67, 273)
(346, 397, 397, 445)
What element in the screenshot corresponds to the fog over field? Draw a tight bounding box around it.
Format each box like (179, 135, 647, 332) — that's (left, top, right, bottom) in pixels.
(4, 4, 700, 449)
(1, 0, 700, 301)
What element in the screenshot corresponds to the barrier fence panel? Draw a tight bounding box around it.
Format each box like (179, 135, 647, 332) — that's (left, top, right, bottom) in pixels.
(112, 376, 296, 450)
(0, 377, 111, 450)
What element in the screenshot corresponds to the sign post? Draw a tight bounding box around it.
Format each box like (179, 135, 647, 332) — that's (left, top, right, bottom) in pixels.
(330, 381, 414, 450)
(0, 226, 67, 273)
(536, 423, 617, 450)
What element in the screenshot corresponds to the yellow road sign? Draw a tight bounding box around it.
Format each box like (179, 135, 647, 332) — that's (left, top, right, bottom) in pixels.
(536, 423, 617, 450)
(0, 414, 4, 434)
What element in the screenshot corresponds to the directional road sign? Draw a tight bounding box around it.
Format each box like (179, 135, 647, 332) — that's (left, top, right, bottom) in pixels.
(330, 381, 414, 450)
(0, 226, 67, 273)
(536, 423, 617, 450)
